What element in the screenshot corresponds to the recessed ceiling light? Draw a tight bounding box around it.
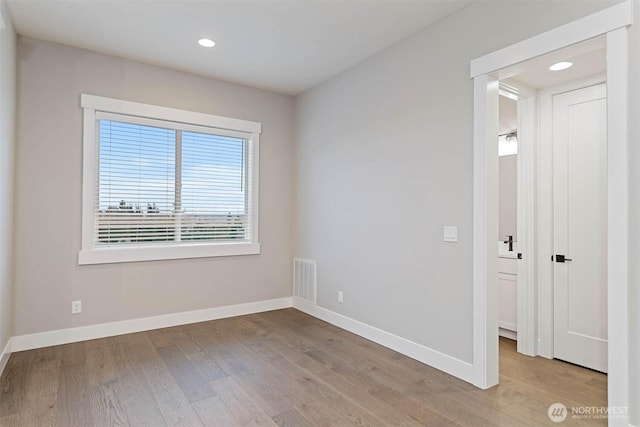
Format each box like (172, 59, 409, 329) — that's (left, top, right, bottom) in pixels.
(198, 38, 215, 48)
(549, 61, 573, 71)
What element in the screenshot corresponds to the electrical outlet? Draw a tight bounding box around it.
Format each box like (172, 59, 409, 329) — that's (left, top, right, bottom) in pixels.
(443, 225, 458, 242)
(71, 300, 82, 314)
(338, 291, 344, 303)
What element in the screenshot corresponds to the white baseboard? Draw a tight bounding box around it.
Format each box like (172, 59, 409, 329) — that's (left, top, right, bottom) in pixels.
(498, 321, 517, 331)
(11, 297, 292, 352)
(0, 337, 11, 377)
(499, 328, 517, 341)
(292, 297, 475, 384)
(8, 296, 476, 389)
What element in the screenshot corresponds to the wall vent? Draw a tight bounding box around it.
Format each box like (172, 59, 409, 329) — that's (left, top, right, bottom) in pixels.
(293, 257, 316, 304)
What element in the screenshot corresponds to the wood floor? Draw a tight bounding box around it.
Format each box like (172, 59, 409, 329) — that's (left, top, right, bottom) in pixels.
(0, 309, 607, 426)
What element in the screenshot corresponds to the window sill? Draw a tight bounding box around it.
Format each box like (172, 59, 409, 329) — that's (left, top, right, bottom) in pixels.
(78, 242, 260, 265)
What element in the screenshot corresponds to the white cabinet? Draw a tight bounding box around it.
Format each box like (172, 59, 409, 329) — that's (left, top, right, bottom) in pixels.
(498, 257, 517, 336)
(498, 257, 517, 275)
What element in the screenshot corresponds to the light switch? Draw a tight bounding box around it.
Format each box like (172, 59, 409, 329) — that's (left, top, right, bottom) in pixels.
(443, 226, 458, 242)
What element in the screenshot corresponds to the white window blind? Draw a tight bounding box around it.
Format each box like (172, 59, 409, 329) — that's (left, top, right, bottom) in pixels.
(95, 114, 252, 246)
(79, 94, 261, 265)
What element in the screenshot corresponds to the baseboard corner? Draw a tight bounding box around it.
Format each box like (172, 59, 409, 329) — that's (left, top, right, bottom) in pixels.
(0, 337, 12, 377)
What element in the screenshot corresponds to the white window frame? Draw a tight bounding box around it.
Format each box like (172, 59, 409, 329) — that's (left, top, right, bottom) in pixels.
(78, 94, 261, 265)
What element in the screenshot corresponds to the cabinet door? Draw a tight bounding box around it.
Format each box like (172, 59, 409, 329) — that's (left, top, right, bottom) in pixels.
(498, 273, 517, 331)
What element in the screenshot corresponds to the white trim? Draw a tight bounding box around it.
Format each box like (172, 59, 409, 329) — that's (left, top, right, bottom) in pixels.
(9, 294, 477, 388)
(81, 106, 96, 252)
(251, 134, 260, 248)
(470, 0, 633, 77)
(472, 75, 488, 388)
(498, 80, 538, 358)
(605, 27, 630, 425)
(513, 84, 537, 357)
(292, 298, 475, 384)
(537, 90, 554, 359)
(0, 338, 12, 377)
(79, 93, 262, 265)
(498, 328, 517, 341)
(96, 111, 254, 140)
(78, 242, 260, 265)
(472, 74, 500, 389)
(81, 94, 262, 133)
(11, 297, 291, 352)
(471, 3, 632, 420)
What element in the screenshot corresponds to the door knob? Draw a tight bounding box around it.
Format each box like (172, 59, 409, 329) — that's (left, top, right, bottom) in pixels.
(553, 254, 573, 263)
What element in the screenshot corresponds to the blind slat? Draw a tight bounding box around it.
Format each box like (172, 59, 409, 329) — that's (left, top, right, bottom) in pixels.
(96, 118, 251, 247)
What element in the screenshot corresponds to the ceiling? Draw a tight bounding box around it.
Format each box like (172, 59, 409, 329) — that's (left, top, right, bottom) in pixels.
(504, 36, 606, 89)
(6, 0, 471, 95)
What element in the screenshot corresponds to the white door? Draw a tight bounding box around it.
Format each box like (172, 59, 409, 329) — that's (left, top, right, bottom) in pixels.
(552, 83, 607, 373)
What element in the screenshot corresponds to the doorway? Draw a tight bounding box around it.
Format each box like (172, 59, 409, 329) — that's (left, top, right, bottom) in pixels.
(495, 39, 608, 374)
(496, 83, 531, 356)
(497, 90, 518, 343)
(470, 1, 631, 421)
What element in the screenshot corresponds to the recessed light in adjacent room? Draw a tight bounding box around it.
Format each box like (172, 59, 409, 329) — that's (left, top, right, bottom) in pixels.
(198, 38, 215, 48)
(549, 61, 573, 71)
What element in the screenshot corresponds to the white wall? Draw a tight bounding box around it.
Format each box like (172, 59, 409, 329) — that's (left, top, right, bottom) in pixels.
(498, 95, 517, 241)
(498, 155, 517, 242)
(627, 2, 640, 424)
(295, 1, 617, 364)
(0, 0, 16, 357)
(9, 3, 637, 418)
(499, 95, 517, 134)
(13, 37, 295, 336)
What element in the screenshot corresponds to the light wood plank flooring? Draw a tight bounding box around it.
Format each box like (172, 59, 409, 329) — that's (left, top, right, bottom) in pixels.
(0, 309, 607, 426)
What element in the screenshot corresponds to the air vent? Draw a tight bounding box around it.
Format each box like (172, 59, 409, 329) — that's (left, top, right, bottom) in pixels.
(293, 257, 316, 304)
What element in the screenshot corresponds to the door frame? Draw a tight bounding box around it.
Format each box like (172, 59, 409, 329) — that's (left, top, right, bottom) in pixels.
(470, 1, 632, 423)
(537, 73, 607, 360)
(497, 81, 536, 357)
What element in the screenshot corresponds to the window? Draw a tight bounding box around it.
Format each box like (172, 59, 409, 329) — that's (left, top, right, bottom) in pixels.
(79, 94, 261, 265)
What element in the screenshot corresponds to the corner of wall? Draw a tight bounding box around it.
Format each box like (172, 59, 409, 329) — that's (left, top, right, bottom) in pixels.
(292, 298, 475, 385)
(0, 337, 11, 375)
(0, 0, 17, 376)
